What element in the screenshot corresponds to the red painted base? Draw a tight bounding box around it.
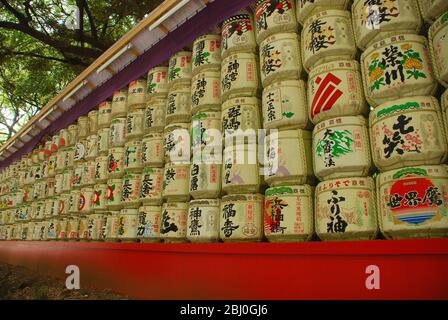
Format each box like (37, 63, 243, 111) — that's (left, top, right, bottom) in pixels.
(0, 239, 447, 299)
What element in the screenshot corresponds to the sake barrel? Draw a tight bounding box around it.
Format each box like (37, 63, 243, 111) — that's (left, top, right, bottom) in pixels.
(74, 140, 87, 163)
(97, 127, 109, 155)
(308, 60, 367, 124)
(93, 184, 108, 212)
(262, 79, 309, 130)
(59, 129, 70, 148)
(79, 187, 94, 215)
(259, 32, 302, 87)
(121, 172, 142, 208)
(37, 222, 47, 240)
(88, 110, 98, 134)
(81, 160, 96, 186)
(166, 83, 191, 125)
(44, 198, 56, 219)
(55, 174, 63, 196)
(222, 144, 262, 194)
(66, 216, 79, 240)
(160, 202, 188, 242)
(46, 220, 57, 240)
(95, 155, 108, 183)
(254, 0, 298, 44)
(88, 213, 106, 241)
(127, 79, 147, 110)
(107, 147, 125, 178)
(85, 134, 98, 160)
(47, 154, 56, 181)
(140, 167, 163, 205)
(163, 123, 190, 163)
(144, 99, 166, 133)
(51, 134, 60, 153)
(107, 178, 123, 211)
(315, 177, 377, 240)
(221, 53, 261, 101)
(369, 96, 448, 171)
(191, 111, 222, 150)
(191, 70, 221, 113)
(376, 165, 448, 239)
(109, 117, 127, 147)
(429, 11, 448, 88)
(192, 34, 221, 75)
(58, 193, 69, 216)
(33, 201, 45, 221)
(296, 0, 350, 25)
(146, 67, 168, 100)
(302, 10, 357, 72)
(352, 0, 422, 51)
(265, 129, 314, 186)
(77, 116, 89, 139)
(418, 0, 448, 23)
(126, 109, 145, 139)
(187, 199, 220, 243)
(219, 194, 264, 242)
(162, 162, 190, 202)
(167, 51, 192, 90)
(65, 147, 75, 168)
(55, 149, 66, 174)
(141, 133, 164, 167)
(313, 116, 372, 181)
(190, 154, 222, 199)
(56, 218, 67, 240)
(62, 169, 73, 193)
(111, 88, 128, 117)
(117, 208, 139, 241)
(78, 216, 90, 241)
(104, 212, 119, 242)
(137, 205, 162, 242)
(221, 11, 257, 59)
(68, 124, 78, 146)
(98, 101, 112, 128)
(72, 165, 83, 189)
(45, 178, 56, 198)
(124, 139, 143, 172)
(68, 190, 81, 215)
(221, 97, 261, 144)
(361, 34, 437, 107)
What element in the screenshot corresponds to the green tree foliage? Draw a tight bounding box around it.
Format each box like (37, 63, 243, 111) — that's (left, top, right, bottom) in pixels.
(0, 0, 162, 145)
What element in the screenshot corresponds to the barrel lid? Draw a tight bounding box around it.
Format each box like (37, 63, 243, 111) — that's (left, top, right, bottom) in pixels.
(265, 185, 312, 196)
(369, 96, 439, 122)
(261, 32, 298, 45)
(221, 193, 264, 202)
(162, 202, 188, 210)
(189, 199, 220, 206)
(304, 9, 350, 26)
(222, 96, 259, 108)
(148, 66, 168, 74)
(362, 34, 427, 58)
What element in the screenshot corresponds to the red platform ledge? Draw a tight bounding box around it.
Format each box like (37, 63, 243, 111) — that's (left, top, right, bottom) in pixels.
(0, 239, 447, 300)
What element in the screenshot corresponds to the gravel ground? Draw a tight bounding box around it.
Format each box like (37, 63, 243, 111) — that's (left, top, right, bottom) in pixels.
(0, 263, 132, 300)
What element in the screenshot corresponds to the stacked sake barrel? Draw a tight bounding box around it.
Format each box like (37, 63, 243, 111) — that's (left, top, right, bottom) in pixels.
(352, 0, 448, 239)
(297, 1, 378, 241)
(253, 0, 314, 242)
(186, 31, 223, 243)
(135, 67, 167, 243)
(156, 50, 193, 243)
(218, 7, 265, 243)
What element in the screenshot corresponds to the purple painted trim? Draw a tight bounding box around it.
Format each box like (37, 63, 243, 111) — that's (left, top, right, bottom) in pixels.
(0, 0, 255, 169)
